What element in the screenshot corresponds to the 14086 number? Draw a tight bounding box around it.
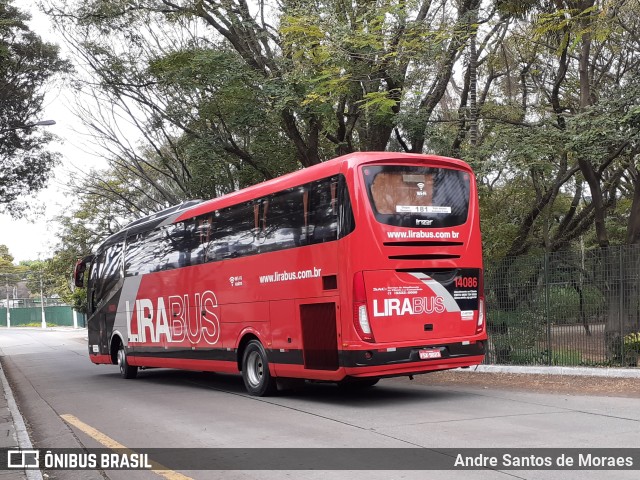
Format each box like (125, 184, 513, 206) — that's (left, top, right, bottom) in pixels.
(454, 276, 478, 288)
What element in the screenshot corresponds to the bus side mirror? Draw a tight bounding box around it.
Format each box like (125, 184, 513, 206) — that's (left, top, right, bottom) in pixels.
(73, 259, 87, 288)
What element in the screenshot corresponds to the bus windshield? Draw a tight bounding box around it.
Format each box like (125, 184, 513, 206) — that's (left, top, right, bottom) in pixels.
(362, 164, 470, 228)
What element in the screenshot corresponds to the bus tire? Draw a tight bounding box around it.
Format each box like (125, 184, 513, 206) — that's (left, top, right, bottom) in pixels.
(117, 344, 138, 379)
(242, 340, 276, 396)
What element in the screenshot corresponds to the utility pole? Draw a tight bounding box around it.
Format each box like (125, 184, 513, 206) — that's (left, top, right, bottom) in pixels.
(40, 268, 46, 329)
(4, 274, 10, 328)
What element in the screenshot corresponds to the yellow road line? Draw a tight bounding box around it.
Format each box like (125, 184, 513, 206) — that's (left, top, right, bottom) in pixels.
(60, 414, 193, 480)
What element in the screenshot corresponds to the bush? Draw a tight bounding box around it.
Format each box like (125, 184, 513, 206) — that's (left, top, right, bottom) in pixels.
(624, 332, 640, 366)
(550, 349, 583, 366)
(487, 310, 545, 364)
(509, 349, 543, 365)
(545, 286, 605, 324)
(624, 332, 640, 353)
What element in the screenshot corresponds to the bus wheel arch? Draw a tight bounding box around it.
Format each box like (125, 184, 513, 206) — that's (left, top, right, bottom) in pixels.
(236, 333, 259, 372)
(239, 338, 276, 396)
(109, 334, 123, 365)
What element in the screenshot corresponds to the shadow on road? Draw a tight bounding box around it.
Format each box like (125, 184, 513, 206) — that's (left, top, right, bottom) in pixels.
(96, 367, 460, 408)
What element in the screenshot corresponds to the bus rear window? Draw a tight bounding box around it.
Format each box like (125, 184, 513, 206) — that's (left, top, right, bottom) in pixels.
(362, 165, 470, 228)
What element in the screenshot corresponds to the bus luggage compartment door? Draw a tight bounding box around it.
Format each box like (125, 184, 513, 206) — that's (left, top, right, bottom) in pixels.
(364, 269, 479, 342)
(299, 301, 339, 371)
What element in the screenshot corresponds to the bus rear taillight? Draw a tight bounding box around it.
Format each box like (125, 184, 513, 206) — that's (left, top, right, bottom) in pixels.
(476, 270, 485, 334)
(476, 298, 485, 334)
(353, 272, 375, 342)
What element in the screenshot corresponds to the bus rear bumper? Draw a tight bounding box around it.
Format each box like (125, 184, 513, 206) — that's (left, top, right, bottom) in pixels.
(341, 341, 485, 378)
(343, 355, 485, 379)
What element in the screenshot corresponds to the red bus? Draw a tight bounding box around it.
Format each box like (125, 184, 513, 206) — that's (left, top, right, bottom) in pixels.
(74, 152, 486, 396)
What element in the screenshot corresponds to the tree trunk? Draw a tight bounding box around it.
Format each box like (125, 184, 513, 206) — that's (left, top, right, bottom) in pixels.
(410, 0, 480, 153)
(599, 245, 640, 363)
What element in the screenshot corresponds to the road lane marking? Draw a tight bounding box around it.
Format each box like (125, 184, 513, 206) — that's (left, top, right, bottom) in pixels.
(60, 414, 193, 480)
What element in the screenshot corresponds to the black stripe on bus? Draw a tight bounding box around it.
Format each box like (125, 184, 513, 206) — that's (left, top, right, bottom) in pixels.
(129, 348, 237, 362)
(128, 347, 304, 365)
(128, 342, 484, 369)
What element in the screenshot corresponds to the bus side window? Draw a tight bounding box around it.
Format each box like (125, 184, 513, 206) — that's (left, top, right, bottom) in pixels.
(101, 243, 123, 299)
(88, 258, 101, 314)
(193, 216, 212, 264)
(157, 221, 196, 270)
(125, 230, 162, 276)
(337, 175, 355, 238)
(227, 203, 257, 258)
(125, 234, 145, 276)
(308, 177, 338, 244)
(199, 216, 211, 243)
(178, 220, 198, 267)
(207, 203, 256, 261)
(261, 188, 304, 253)
(90, 242, 123, 309)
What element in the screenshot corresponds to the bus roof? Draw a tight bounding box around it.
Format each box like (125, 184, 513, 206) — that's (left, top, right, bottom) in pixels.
(93, 152, 470, 251)
(96, 200, 202, 250)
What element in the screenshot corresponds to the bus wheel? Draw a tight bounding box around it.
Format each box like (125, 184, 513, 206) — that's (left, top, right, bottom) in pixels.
(242, 340, 276, 396)
(117, 344, 138, 379)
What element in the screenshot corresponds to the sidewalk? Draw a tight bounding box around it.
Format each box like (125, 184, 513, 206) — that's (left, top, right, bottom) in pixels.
(0, 359, 40, 480)
(464, 364, 640, 378)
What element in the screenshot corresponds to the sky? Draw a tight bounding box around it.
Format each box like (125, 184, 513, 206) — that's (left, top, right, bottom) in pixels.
(0, 2, 106, 264)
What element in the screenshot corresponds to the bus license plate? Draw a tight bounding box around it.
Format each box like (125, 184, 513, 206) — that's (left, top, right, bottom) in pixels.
(419, 349, 441, 360)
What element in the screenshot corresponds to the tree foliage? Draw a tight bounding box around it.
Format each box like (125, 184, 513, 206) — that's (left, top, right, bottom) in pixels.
(42, 0, 640, 264)
(42, 0, 488, 216)
(0, 244, 18, 284)
(22, 259, 57, 301)
(0, 0, 69, 215)
(0, 245, 30, 308)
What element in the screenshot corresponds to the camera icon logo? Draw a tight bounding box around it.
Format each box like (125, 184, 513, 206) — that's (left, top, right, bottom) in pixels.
(7, 450, 39, 469)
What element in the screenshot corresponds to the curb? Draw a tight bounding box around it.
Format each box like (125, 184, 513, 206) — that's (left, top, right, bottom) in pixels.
(459, 364, 640, 378)
(0, 360, 44, 480)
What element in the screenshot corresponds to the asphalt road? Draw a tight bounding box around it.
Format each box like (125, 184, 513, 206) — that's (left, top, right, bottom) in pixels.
(1, 328, 638, 480)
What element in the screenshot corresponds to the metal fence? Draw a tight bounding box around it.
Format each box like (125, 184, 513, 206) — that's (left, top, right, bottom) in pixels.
(2, 248, 639, 367)
(485, 245, 640, 367)
(0, 306, 85, 328)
